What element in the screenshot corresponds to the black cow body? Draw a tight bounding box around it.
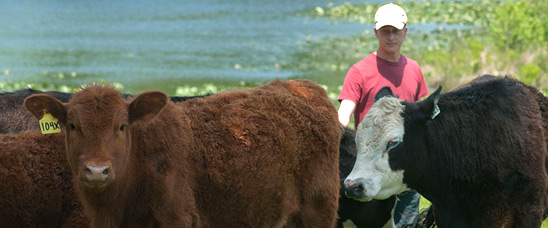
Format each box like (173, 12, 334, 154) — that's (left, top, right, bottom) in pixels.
(345, 75, 548, 228)
(402, 77, 548, 227)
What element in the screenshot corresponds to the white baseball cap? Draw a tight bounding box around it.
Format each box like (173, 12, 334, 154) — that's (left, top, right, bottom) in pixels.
(374, 3, 408, 30)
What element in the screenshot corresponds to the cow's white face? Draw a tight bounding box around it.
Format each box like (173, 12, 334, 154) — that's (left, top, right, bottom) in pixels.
(344, 97, 409, 201)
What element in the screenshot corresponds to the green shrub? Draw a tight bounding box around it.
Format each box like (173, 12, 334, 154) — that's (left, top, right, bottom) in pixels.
(520, 63, 541, 84)
(488, 0, 545, 52)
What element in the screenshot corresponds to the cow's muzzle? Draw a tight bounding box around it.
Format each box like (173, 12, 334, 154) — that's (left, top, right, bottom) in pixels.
(343, 178, 377, 201)
(84, 165, 111, 182)
(79, 162, 114, 192)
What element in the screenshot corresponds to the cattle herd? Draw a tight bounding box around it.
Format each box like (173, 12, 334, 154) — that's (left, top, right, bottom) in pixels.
(0, 75, 547, 228)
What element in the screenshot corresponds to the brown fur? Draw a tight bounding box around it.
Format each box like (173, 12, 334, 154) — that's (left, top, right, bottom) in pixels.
(24, 79, 342, 228)
(0, 131, 88, 228)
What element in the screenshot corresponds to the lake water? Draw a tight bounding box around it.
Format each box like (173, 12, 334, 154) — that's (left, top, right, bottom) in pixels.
(0, 0, 452, 93)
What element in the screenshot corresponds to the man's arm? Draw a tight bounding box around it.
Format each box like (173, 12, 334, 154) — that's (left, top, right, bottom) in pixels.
(338, 100, 356, 128)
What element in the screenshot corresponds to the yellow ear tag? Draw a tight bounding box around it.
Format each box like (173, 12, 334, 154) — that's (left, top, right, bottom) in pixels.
(39, 109, 61, 134)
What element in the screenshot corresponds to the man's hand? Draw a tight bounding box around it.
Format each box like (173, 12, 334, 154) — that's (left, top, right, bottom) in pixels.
(338, 100, 356, 128)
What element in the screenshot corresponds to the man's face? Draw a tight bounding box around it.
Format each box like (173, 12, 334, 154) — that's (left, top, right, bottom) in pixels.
(374, 26, 407, 56)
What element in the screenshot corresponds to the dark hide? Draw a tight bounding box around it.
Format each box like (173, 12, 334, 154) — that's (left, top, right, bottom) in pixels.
(390, 76, 548, 227)
(374, 86, 398, 101)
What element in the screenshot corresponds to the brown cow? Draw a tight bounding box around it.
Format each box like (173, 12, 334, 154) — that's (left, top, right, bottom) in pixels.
(24, 79, 342, 228)
(0, 130, 88, 228)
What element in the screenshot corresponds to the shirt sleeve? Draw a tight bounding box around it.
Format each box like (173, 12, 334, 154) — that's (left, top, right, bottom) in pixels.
(338, 66, 363, 104)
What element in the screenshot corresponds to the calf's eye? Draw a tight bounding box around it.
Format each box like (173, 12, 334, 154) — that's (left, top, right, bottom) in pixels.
(120, 124, 126, 131)
(70, 124, 76, 130)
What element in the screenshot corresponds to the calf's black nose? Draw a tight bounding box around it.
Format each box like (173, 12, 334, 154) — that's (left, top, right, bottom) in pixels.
(344, 178, 366, 198)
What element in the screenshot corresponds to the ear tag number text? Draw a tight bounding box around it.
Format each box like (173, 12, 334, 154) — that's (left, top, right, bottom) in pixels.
(39, 110, 61, 134)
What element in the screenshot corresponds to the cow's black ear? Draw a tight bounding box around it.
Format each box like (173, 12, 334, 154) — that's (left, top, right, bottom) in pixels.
(374, 87, 395, 102)
(418, 86, 442, 120)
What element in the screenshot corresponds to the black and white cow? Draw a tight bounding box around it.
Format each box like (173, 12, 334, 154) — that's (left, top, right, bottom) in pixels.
(343, 75, 548, 227)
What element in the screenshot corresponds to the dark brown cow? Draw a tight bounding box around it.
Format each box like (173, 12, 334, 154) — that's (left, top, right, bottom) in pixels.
(343, 75, 548, 227)
(0, 131, 88, 228)
(24, 79, 342, 228)
(0, 88, 206, 134)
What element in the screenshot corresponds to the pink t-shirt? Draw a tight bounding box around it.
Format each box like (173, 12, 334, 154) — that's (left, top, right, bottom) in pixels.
(339, 53, 429, 129)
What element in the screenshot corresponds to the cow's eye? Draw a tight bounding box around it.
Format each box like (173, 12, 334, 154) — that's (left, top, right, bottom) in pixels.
(119, 124, 127, 131)
(69, 124, 76, 130)
(386, 139, 401, 151)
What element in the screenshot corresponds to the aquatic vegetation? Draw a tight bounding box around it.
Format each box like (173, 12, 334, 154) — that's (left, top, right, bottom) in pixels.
(309, 0, 498, 26)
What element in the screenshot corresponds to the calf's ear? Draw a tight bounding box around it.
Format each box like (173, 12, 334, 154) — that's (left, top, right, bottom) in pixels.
(128, 91, 169, 124)
(374, 86, 395, 102)
(418, 86, 442, 120)
(24, 94, 67, 124)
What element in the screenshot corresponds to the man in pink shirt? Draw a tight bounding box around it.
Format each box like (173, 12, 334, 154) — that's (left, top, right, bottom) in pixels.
(338, 3, 429, 227)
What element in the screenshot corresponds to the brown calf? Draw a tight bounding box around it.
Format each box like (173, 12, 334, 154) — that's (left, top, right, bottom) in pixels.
(24, 79, 342, 228)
